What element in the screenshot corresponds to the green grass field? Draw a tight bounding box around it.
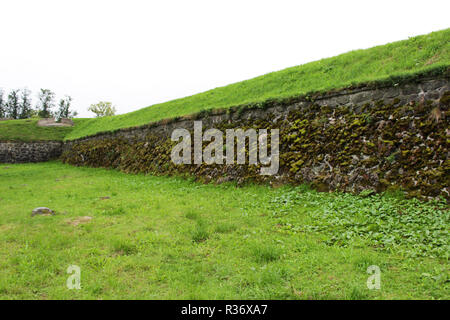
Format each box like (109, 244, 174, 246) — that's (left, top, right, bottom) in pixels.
(0, 29, 448, 300)
(64, 28, 450, 140)
(0, 162, 448, 299)
(0, 119, 88, 142)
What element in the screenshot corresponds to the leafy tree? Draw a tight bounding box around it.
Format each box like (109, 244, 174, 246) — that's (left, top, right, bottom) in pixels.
(0, 88, 5, 118)
(19, 88, 33, 119)
(88, 101, 116, 117)
(37, 89, 55, 118)
(6, 89, 20, 119)
(57, 95, 77, 119)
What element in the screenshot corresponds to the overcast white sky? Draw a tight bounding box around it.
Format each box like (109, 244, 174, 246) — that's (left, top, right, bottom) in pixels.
(0, 0, 448, 117)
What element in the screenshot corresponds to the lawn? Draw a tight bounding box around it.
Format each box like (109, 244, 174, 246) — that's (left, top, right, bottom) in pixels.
(65, 28, 450, 140)
(0, 162, 448, 299)
(0, 118, 88, 142)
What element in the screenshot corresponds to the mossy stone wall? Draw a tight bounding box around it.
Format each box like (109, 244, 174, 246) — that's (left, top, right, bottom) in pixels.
(62, 76, 450, 199)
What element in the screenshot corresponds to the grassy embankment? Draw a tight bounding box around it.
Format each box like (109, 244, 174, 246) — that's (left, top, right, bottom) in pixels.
(0, 119, 88, 142)
(64, 28, 450, 140)
(0, 162, 447, 299)
(1, 29, 448, 142)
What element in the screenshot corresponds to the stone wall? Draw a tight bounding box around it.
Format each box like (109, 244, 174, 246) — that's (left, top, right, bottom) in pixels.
(62, 74, 450, 200)
(0, 141, 62, 163)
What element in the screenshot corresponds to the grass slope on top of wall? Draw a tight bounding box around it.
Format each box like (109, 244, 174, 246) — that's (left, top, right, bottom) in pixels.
(0, 118, 88, 142)
(62, 28, 448, 140)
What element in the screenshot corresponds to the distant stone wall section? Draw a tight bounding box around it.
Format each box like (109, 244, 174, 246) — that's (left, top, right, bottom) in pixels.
(0, 141, 62, 163)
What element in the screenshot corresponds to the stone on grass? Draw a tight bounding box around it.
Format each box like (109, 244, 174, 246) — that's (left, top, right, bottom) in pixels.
(31, 207, 55, 217)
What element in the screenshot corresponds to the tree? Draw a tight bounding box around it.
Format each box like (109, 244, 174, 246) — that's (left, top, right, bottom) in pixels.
(0, 88, 5, 118)
(37, 89, 55, 118)
(19, 88, 33, 119)
(6, 89, 20, 119)
(57, 95, 77, 119)
(88, 101, 116, 117)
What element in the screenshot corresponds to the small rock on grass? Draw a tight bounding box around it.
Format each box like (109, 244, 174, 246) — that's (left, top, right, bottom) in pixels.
(31, 207, 55, 217)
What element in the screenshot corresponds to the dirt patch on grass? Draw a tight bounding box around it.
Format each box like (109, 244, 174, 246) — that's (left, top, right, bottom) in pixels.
(0, 224, 15, 233)
(67, 216, 93, 226)
(425, 53, 441, 65)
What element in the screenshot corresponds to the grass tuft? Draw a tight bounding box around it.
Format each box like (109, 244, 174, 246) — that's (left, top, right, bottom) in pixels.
(112, 240, 138, 256)
(214, 222, 237, 234)
(251, 244, 283, 263)
(191, 220, 210, 243)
